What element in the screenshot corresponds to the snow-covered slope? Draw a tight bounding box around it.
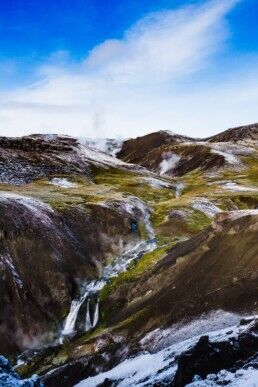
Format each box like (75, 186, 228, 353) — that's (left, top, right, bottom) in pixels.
(76, 313, 258, 387)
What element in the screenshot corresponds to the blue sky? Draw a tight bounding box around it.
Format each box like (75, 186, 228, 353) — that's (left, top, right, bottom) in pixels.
(0, 0, 258, 138)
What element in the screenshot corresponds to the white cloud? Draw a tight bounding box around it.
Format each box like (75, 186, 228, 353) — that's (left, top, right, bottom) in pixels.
(1, 0, 256, 139)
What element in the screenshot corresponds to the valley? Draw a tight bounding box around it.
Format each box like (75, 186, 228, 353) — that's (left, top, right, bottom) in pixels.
(0, 125, 257, 386)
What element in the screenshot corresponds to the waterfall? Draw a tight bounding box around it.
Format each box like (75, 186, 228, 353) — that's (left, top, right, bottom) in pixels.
(60, 238, 157, 340)
(85, 299, 91, 331)
(61, 293, 88, 336)
(92, 300, 99, 328)
(60, 198, 157, 341)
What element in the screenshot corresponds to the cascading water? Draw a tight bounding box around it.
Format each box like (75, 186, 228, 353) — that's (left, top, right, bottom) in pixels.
(85, 299, 92, 331)
(92, 300, 99, 328)
(60, 199, 157, 341)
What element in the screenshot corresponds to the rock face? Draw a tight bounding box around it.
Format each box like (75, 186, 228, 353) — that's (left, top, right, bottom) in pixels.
(0, 134, 153, 355)
(173, 320, 258, 386)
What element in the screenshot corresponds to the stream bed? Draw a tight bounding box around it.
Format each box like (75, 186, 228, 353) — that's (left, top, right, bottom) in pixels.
(60, 238, 157, 341)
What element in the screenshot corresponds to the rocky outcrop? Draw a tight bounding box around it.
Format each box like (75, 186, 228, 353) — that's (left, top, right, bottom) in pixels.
(173, 320, 258, 386)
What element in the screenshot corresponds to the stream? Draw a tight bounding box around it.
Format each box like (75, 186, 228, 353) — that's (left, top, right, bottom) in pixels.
(60, 238, 157, 341)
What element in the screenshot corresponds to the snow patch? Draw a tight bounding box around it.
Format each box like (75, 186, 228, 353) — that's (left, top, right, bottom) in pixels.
(76, 143, 126, 169)
(219, 181, 258, 192)
(49, 178, 78, 188)
(76, 313, 257, 387)
(0, 192, 54, 228)
(210, 149, 240, 165)
(217, 209, 258, 221)
(192, 199, 222, 218)
(142, 177, 172, 189)
(186, 368, 258, 386)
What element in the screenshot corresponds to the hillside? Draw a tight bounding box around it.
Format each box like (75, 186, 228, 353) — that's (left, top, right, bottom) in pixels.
(117, 123, 258, 176)
(0, 125, 257, 386)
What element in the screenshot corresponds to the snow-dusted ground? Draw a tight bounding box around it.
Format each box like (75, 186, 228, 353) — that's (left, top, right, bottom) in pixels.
(76, 143, 126, 168)
(192, 198, 222, 218)
(216, 209, 258, 221)
(211, 149, 240, 165)
(0, 192, 55, 228)
(209, 142, 254, 166)
(219, 181, 258, 192)
(187, 368, 258, 386)
(49, 178, 78, 188)
(78, 137, 124, 157)
(183, 140, 255, 168)
(142, 177, 172, 189)
(76, 312, 257, 387)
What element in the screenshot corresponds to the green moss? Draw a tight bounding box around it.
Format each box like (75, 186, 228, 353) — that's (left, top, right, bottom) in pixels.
(99, 246, 167, 303)
(113, 308, 149, 333)
(151, 200, 174, 226)
(187, 210, 211, 233)
(93, 167, 175, 205)
(241, 156, 258, 186)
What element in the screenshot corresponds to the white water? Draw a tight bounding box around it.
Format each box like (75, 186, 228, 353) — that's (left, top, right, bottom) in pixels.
(61, 238, 157, 339)
(85, 299, 92, 331)
(92, 300, 99, 328)
(62, 293, 88, 336)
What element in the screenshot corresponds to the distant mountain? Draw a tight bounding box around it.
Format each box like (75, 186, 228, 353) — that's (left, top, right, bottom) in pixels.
(206, 123, 258, 143)
(116, 124, 258, 176)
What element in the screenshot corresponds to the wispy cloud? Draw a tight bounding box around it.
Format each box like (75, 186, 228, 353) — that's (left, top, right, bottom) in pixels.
(1, 0, 255, 139)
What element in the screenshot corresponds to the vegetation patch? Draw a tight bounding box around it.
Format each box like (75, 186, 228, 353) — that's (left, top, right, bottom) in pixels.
(187, 209, 211, 233)
(99, 246, 168, 304)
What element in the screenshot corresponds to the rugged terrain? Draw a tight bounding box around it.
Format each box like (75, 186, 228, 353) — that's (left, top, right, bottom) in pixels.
(0, 124, 257, 386)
